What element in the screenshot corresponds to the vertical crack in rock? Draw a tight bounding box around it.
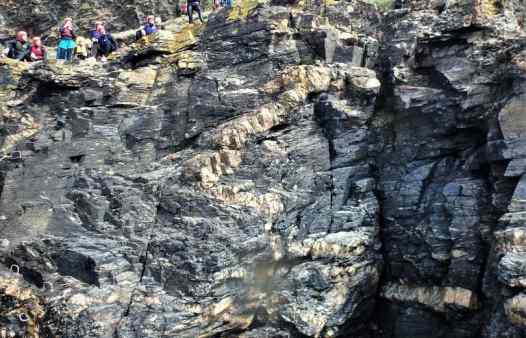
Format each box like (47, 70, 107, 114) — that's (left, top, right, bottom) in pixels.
(115, 187, 163, 337)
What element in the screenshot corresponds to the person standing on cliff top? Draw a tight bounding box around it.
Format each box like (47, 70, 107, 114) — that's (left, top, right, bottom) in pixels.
(187, 0, 204, 24)
(221, 0, 232, 9)
(57, 17, 77, 62)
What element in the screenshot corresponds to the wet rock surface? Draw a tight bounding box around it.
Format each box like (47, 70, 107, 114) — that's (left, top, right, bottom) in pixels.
(0, 0, 525, 337)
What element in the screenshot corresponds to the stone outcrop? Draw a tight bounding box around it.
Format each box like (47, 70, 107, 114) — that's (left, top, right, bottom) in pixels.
(0, 0, 526, 337)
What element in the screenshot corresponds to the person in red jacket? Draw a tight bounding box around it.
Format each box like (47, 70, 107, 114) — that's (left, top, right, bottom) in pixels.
(30, 37, 48, 61)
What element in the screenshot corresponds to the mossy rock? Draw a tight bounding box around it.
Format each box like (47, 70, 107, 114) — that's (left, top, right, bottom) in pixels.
(131, 24, 204, 56)
(227, 0, 262, 21)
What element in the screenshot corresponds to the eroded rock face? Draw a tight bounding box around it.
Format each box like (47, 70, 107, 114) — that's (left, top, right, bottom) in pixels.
(0, 0, 525, 337)
(0, 1, 382, 337)
(373, 0, 526, 337)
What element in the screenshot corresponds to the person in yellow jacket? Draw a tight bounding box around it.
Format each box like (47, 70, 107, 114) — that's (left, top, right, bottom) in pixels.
(75, 36, 92, 60)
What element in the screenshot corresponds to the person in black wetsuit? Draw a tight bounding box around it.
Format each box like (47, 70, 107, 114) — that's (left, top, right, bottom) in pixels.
(187, 0, 204, 24)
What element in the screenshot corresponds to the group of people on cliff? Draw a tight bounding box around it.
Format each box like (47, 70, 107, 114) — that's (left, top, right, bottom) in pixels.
(1, 0, 232, 64)
(1, 17, 120, 63)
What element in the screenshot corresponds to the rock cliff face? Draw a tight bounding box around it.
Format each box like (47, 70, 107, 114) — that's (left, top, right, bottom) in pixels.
(0, 0, 526, 337)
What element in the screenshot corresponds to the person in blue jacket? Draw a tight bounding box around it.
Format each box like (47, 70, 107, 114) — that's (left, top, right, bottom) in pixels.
(89, 21, 104, 57)
(135, 15, 158, 40)
(94, 25, 117, 62)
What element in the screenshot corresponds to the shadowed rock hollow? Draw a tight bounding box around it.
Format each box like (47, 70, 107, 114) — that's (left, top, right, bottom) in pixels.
(0, 0, 526, 337)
